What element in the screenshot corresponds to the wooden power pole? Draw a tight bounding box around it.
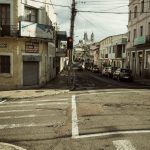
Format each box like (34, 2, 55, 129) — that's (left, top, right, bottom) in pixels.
(68, 0, 76, 88)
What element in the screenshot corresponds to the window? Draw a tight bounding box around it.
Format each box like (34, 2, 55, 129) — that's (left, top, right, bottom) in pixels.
(129, 10, 132, 21)
(0, 55, 10, 73)
(134, 6, 137, 18)
(0, 4, 10, 25)
(140, 26, 143, 36)
(141, 0, 144, 13)
(24, 7, 38, 23)
(133, 29, 137, 39)
(122, 45, 125, 53)
(109, 47, 111, 54)
(145, 50, 150, 68)
(128, 31, 130, 42)
(148, 22, 150, 35)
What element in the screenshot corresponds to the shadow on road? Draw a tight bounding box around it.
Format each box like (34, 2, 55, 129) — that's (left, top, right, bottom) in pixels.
(44, 70, 150, 91)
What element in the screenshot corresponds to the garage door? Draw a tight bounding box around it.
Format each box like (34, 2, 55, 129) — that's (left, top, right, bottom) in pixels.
(23, 62, 39, 86)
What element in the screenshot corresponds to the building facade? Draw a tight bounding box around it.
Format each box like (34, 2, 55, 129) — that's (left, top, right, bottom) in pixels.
(99, 34, 127, 72)
(0, 0, 57, 90)
(127, 0, 150, 79)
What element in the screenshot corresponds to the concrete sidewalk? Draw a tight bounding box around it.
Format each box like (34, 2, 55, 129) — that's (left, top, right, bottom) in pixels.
(0, 71, 69, 100)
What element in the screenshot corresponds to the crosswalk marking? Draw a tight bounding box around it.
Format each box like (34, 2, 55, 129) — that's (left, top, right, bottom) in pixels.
(113, 140, 136, 150)
(0, 102, 68, 108)
(72, 95, 79, 138)
(0, 122, 63, 129)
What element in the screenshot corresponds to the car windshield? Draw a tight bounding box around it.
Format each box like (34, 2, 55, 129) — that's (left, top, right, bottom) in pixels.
(121, 69, 131, 73)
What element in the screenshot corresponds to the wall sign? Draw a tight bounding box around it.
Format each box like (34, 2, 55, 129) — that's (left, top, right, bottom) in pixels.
(20, 21, 54, 39)
(0, 43, 7, 48)
(25, 42, 39, 53)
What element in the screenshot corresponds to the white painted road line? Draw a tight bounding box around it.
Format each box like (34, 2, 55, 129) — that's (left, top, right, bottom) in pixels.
(0, 102, 68, 108)
(0, 114, 56, 119)
(73, 130, 150, 139)
(4, 98, 69, 104)
(0, 122, 63, 129)
(77, 90, 150, 96)
(0, 100, 6, 104)
(72, 95, 79, 138)
(113, 140, 136, 150)
(0, 142, 26, 150)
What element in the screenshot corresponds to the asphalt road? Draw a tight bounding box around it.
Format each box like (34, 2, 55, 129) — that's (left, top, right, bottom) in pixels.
(0, 70, 150, 150)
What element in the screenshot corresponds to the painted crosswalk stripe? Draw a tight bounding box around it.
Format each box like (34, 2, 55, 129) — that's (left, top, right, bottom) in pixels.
(0, 102, 68, 108)
(113, 140, 136, 150)
(72, 95, 79, 138)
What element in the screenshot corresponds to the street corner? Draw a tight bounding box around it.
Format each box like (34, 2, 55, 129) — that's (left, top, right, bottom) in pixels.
(0, 142, 26, 150)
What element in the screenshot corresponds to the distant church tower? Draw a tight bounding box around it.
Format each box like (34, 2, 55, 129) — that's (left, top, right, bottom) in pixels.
(83, 32, 88, 42)
(91, 32, 94, 42)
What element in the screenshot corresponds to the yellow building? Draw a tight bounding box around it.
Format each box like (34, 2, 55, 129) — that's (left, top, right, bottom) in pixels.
(0, 0, 57, 90)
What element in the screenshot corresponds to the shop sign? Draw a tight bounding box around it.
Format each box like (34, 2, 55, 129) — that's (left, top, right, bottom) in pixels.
(0, 43, 7, 48)
(25, 42, 39, 53)
(20, 21, 54, 39)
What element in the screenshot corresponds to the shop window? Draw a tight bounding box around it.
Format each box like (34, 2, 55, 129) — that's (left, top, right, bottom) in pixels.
(24, 7, 38, 23)
(0, 55, 10, 73)
(145, 50, 150, 69)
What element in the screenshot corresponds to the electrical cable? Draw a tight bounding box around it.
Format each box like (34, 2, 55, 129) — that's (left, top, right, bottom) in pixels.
(27, 0, 71, 8)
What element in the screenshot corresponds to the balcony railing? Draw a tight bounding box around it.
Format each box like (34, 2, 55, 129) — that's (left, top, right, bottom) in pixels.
(134, 36, 146, 46)
(0, 25, 19, 37)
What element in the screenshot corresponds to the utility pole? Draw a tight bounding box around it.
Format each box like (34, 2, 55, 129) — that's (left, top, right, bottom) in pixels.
(68, 0, 76, 89)
(69, 0, 76, 63)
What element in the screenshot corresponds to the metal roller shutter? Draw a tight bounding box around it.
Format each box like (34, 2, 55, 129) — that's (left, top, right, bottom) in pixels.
(23, 61, 39, 86)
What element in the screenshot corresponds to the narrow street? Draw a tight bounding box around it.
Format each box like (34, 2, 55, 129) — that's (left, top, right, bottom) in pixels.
(0, 70, 149, 150)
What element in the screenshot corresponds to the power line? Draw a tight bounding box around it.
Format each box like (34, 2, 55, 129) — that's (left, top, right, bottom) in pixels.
(25, 0, 71, 8)
(77, 10, 150, 14)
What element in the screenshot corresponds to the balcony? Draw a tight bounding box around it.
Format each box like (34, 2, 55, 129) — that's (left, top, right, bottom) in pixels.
(134, 36, 146, 46)
(116, 38, 127, 45)
(0, 25, 19, 37)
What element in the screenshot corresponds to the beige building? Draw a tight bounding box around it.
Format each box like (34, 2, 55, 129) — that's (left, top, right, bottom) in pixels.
(99, 34, 127, 71)
(0, 0, 57, 90)
(127, 0, 150, 79)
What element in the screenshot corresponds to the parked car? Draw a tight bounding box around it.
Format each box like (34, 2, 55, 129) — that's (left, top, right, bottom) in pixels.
(91, 65, 99, 73)
(107, 67, 118, 78)
(113, 68, 133, 81)
(102, 67, 111, 76)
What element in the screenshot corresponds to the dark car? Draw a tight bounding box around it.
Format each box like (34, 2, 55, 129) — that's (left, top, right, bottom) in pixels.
(107, 67, 118, 78)
(102, 67, 117, 77)
(91, 65, 99, 73)
(113, 68, 133, 81)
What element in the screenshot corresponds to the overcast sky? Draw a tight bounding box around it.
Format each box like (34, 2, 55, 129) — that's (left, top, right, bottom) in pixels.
(51, 0, 129, 44)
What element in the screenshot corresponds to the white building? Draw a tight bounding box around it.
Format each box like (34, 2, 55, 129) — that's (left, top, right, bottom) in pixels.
(99, 34, 127, 71)
(127, 0, 150, 79)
